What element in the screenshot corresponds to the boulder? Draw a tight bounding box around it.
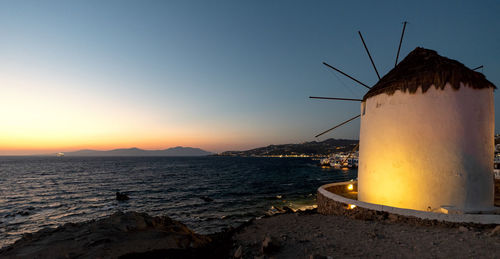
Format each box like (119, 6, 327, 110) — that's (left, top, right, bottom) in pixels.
(116, 192, 129, 201)
(0, 211, 211, 258)
(199, 196, 213, 202)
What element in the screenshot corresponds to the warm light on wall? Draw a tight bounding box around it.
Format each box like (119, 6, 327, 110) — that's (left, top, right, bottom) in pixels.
(347, 184, 354, 191)
(358, 86, 495, 211)
(348, 204, 356, 209)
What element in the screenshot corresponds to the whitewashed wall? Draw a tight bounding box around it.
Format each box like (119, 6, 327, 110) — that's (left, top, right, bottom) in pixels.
(358, 84, 494, 212)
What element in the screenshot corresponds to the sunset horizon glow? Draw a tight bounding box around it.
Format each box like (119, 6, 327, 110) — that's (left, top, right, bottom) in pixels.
(1, 1, 499, 156)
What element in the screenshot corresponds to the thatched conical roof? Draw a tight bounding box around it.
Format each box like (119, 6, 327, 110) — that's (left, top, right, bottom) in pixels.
(363, 47, 496, 100)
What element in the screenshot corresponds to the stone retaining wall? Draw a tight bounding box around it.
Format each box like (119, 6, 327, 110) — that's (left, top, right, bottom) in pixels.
(317, 181, 500, 226)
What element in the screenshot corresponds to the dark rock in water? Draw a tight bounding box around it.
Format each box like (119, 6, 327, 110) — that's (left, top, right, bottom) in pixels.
(0, 211, 212, 258)
(5, 210, 30, 217)
(199, 196, 213, 202)
(310, 254, 331, 259)
(116, 192, 129, 201)
(17, 210, 30, 216)
(268, 206, 295, 215)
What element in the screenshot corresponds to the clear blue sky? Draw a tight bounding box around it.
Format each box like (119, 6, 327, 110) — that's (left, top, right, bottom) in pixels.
(0, 0, 499, 154)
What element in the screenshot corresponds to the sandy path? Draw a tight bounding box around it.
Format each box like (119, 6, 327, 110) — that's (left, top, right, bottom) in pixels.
(232, 213, 500, 258)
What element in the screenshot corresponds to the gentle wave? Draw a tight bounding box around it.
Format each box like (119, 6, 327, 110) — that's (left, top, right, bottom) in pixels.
(0, 156, 357, 248)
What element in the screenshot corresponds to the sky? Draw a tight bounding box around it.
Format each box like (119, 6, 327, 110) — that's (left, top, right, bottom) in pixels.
(0, 0, 499, 155)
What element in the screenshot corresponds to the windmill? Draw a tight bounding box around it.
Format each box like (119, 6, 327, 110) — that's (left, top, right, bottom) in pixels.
(311, 22, 496, 213)
(312, 22, 485, 140)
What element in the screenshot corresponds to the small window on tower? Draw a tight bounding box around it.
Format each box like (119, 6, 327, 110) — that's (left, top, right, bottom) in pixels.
(362, 102, 366, 115)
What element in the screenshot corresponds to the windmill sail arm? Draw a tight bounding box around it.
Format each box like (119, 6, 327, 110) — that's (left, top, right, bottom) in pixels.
(315, 114, 361, 138)
(309, 96, 362, 101)
(322, 62, 371, 90)
(472, 65, 483, 71)
(358, 31, 380, 80)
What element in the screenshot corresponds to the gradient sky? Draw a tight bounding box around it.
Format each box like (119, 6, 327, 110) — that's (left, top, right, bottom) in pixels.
(1, 0, 499, 154)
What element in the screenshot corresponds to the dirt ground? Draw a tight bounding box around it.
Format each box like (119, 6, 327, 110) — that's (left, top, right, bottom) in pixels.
(232, 213, 500, 259)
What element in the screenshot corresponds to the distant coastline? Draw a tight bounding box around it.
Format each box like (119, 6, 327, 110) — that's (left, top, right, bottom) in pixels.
(47, 146, 213, 157)
(14, 138, 360, 157)
(217, 138, 359, 157)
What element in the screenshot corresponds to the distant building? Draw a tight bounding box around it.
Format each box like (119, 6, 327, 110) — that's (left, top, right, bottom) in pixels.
(358, 48, 496, 213)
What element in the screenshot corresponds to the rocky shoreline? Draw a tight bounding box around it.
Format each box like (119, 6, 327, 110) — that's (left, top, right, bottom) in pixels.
(0, 211, 227, 259)
(1, 209, 499, 258)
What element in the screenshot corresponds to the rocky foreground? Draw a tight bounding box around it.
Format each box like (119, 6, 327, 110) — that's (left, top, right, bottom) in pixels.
(0, 211, 228, 258)
(1, 210, 499, 259)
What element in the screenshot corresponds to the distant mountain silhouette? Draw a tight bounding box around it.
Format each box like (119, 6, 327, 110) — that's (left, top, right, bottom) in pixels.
(60, 147, 212, 157)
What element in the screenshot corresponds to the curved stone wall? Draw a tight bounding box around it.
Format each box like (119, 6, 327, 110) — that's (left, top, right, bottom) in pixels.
(318, 182, 500, 225)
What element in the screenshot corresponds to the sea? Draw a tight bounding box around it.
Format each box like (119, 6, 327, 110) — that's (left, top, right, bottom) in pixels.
(0, 156, 357, 248)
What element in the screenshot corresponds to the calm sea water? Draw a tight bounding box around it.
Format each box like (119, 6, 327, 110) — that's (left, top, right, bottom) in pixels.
(0, 156, 357, 248)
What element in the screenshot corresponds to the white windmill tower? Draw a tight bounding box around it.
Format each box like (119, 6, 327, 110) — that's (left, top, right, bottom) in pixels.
(313, 23, 496, 213)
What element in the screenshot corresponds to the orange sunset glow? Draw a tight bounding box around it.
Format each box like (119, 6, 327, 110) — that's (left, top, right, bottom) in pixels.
(0, 75, 274, 155)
